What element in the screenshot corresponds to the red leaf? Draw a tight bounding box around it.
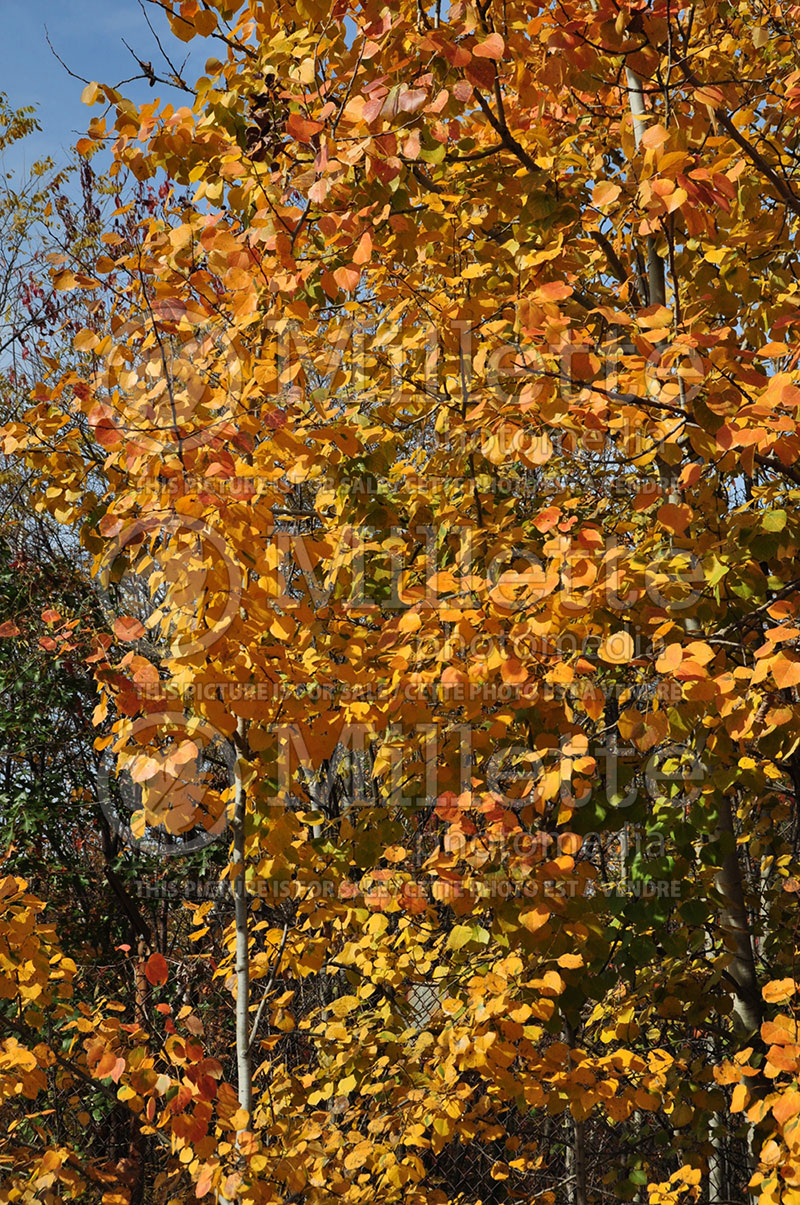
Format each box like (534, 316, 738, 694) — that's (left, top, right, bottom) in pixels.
(145, 952, 169, 986)
(465, 58, 496, 90)
(110, 1057, 126, 1083)
(398, 87, 428, 114)
(442, 42, 472, 67)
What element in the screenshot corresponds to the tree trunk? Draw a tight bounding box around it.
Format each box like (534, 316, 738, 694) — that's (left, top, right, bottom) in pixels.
(715, 792, 765, 1181)
(707, 1113, 725, 1204)
(626, 68, 666, 308)
(563, 1019, 587, 1205)
(715, 794, 763, 1038)
(232, 720, 252, 1118)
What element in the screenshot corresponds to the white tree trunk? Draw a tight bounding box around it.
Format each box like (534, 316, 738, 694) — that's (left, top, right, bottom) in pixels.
(232, 720, 252, 1118)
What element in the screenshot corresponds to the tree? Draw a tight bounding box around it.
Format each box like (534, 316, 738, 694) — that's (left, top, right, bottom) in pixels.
(7, 0, 800, 1202)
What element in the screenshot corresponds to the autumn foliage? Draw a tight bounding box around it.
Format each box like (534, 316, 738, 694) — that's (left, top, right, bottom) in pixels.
(5, 0, 800, 1202)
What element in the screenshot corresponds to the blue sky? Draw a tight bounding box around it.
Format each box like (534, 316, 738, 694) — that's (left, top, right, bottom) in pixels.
(2, 0, 201, 175)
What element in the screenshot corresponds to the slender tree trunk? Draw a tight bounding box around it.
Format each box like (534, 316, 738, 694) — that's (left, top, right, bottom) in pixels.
(625, 62, 763, 1192)
(127, 936, 149, 1204)
(563, 1019, 587, 1205)
(625, 55, 764, 1197)
(716, 791, 765, 1182)
(707, 1110, 725, 1204)
(572, 1112, 587, 1205)
(232, 720, 252, 1118)
(715, 795, 762, 1037)
(626, 68, 666, 308)
(216, 725, 252, 1205)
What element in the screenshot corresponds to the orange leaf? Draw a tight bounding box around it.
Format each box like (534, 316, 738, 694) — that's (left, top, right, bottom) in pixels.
(655, 643, 683, 674)
(694, 85, 724, 109)
(145, 953, 169, 986)
(441, 666, 469, 692)
(287, 113, 323, 143)
(95, 1049, 118, 1079)
(196, 1166, 215, 1198)
(582, 685, 605, 721)
(501, 657, 528, 685)
(763, 1019, 796, 1044)
(114, 616, 146, 642)
(763, 978, 798, 1004)
(642, 124, 669, 150)
(352, 231, 373, 266)
(773, 1090, 800, 1126)
(593, 181, 621, 207)
(533, 506, 561, 532)
(398, 87, 428, 114)
(96, 1051, 126, 1083)
(657, 503, 692, 535)
(333, 265, 361, 292)
(473, 32, 505, 59)
(663, 187, 688, 213)
(773, 653, 800, 690)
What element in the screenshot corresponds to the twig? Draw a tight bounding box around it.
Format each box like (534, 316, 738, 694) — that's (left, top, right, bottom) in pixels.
(44, 28, 91, 85)
(247, 922, 290, 1053)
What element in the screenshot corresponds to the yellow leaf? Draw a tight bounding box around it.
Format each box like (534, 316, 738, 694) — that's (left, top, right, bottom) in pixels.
(53, 270, 77, 291)
(73, 329, 99, 352)
(329, 995, 359, 1017)
(663, 187, 688, 213)
(519, 904, 550, 933)
(598, 631, 634, 665)
(344, 1140, 372, 1171)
